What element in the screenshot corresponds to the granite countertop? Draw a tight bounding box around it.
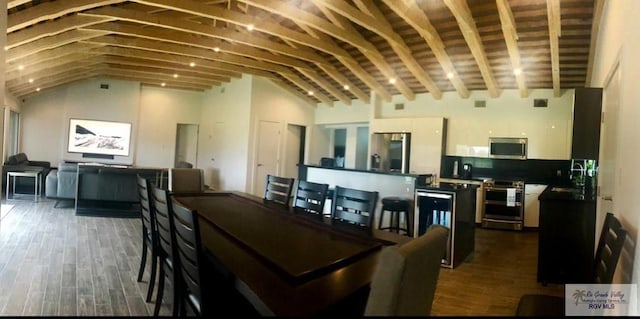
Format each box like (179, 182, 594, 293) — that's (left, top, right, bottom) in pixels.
(538, 185, 596, 202)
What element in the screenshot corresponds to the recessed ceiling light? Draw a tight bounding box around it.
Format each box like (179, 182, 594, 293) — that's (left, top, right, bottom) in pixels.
(28, 78, 34, 83)
(388, 78, 396, 84)
(551, 125, 556, 129)
(247, 24, 254, 31)
(308, 91, 314, 96)
(214, 47, 220, 52)
(173, 74, 178, 78)
(514, 68, 522, 75)
(18, 65, 24, 70)
(161, 82, 166, 87)
(189, 62, 196, 67)
(447, 72, 454, 79)
(36, 88, 40, 92)
(343, 84, 349, 90)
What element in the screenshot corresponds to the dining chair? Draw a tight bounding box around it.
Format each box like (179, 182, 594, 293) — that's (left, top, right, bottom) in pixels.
(365, 224, 448, 316)
(264, 174, 294, 208)
(149, 184, 181, 317)
(170, 200, 259, 316)
(515, 212, 627, 316)
(135, 175, 159, 303)
(331, 186, 378, 229)
(168, 168, 205, 193)
(292, 180, 329, 216)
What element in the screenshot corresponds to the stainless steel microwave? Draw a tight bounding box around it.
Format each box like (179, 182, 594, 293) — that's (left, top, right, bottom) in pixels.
(489, 137, 528, 160)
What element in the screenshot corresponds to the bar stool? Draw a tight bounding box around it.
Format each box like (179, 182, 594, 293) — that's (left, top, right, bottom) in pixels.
(378, 197, 412, 236)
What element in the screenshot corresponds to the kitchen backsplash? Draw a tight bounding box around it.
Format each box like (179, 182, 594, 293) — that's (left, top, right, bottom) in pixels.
(441, 155, 571, 185)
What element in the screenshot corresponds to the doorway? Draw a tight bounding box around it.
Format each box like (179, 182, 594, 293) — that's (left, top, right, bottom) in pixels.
(597, 62, 620, 243)
(174, 123, 199, 168)
(284, 124, 305, 180)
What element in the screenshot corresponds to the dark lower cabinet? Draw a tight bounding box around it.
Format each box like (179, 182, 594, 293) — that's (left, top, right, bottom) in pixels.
(537, 187, 596, 284)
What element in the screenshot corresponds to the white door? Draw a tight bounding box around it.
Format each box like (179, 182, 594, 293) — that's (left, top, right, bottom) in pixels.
(174, 123, 198, 167)
(253, 120, 281, 197)
(200, 122, 224, 190)
(597, 63, 620, 242)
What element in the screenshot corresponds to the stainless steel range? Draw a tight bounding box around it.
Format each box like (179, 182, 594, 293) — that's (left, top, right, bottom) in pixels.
(481, 179, 524, 230)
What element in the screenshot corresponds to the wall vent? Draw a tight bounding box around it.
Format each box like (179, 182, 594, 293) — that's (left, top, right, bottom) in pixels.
(220, 87, 225, 93)
(394, 103, 404, 110)
(99, 83, 109, 89)
(534, 99, 548, 107)
(474, 100, 486, 108)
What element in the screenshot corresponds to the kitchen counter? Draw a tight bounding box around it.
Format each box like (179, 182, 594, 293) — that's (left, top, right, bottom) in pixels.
(302, 164, 420, 177)
(538, 185, 596, 202)
(418, 182, 479, 192)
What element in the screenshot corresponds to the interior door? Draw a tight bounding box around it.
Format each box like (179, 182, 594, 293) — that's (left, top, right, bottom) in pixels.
(284, 124, 303, 180)
(597, 63, 620, 242)
(174, 123, 199, 167)
(253, 120, 281, 197)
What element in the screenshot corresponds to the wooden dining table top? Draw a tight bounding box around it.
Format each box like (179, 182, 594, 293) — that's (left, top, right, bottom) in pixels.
(173, 191, 411, 316)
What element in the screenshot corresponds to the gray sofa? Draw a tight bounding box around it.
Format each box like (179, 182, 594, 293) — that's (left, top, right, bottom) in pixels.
(46, 162, 165, 204)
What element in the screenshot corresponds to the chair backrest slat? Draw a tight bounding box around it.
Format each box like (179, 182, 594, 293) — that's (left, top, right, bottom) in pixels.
(150, 184, 175, 261)
(593, 212, 627, 284)
(331, 186, 378, 229)
(264, 175, 294, 208)
(293, 180, 329, 215)
(137, 175, 155, 235)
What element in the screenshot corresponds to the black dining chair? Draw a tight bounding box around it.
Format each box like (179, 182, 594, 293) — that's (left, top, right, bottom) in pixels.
(516, 212, 627, 316)
(170, 200, 259, 316)
(135, 175, 159, 303)
(331, 186, 379, 230)
(264, 174, 294, 208)
(149, 184, 181, 317)
(292, 180, 329, 216)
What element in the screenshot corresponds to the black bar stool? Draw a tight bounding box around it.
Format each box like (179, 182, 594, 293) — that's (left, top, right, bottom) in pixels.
(378, 196, 412, 236)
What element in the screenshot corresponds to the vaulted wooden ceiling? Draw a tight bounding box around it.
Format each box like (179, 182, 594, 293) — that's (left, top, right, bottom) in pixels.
(6, 0, 600, 106)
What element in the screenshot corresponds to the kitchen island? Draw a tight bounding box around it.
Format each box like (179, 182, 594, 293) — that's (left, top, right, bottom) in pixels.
(537, 185, 596, 284)
(300, 165, 421, 228)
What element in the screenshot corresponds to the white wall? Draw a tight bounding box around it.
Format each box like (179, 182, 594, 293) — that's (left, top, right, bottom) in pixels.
(590, 0, 640, 296)
(137, 86, 202, 167)
(199, 75, 253, 192)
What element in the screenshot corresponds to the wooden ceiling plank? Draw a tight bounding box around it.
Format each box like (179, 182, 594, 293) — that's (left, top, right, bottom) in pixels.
(9, 66, 100, 92)
(7, 60, 104, 88)
(496, 0, 528, 97)
(101, 65, 219, 87)
(7, 14, 114, 49)
(316, 64, 369, 104)
(7, 42, 102, 72)
(8, 0, 31, 10)
(245, 0, 387, 102)
(311, 0, 419, 101)
(281, 73, 333, 107)
(7, 0, 127, 33)
(585, 0, 604, 86)
(383, 0, 469, 98)
(444, 0, 501, 98)
(102, 56, 232, 82)
(296, 67, 351, 105)
(7, 54, 99, 81)
(7, 29, 108, 62)
(547, 0, 561, 97)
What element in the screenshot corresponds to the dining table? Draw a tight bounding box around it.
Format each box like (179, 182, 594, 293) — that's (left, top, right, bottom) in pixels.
(172, 191, 411, 316)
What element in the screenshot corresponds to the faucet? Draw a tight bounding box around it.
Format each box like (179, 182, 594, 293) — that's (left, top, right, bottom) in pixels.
(571, 161, 586, 186)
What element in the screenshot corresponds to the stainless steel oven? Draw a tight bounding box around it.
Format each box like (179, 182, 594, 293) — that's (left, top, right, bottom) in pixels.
(481, 179, 524, 230)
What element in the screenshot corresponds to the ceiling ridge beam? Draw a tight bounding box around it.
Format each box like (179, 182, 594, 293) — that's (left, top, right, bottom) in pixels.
(547, 0, 561, 97)
(384, 0, 469, 99)
(496, 0, 528, 97)
(444, 0, 501, 98)
(7, 0, 126, 33)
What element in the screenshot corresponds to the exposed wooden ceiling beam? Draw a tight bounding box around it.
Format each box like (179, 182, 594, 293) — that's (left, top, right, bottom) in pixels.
(7, 29, 107, 62)
(496, 0, 528, 97)
(102, 56, 233, 82)
(6, 42, 103, 72)
(444, 0, 501, 98)
(14, 73, 102, 98)
(585, 0, 604, 86)
(8, 0, 31, 10)
(383, 0, 469, 99)
(280, 73, 333, 107)
(7, 60, 103, 89)
(547, 0, 561, 97)
(7, 53, 99, 81)
(271, 79, 320, 107)
(7, 0, 126, 33)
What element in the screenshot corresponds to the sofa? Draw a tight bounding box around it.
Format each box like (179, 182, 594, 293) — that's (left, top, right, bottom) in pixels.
(2, 152, 51, 193)
(46, 162, 166, 214)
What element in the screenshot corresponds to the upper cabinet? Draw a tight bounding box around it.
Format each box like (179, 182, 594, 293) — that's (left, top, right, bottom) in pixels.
(409, 117, 446, 175)
(571, 88, 603, 160)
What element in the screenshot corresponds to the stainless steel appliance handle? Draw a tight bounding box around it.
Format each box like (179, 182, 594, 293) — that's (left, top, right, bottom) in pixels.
(416, 191, 453, 199)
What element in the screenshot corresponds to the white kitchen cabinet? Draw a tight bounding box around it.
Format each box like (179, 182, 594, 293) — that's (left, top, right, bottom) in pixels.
(409, 117, 445, 175)
(524, 184, 547, 227)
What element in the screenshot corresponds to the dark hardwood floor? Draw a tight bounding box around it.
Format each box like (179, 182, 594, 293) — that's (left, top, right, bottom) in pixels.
(0, 197, 563, 316)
